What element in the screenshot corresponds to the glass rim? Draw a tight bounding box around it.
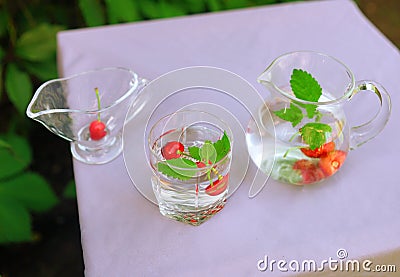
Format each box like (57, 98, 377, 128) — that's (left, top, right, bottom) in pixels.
(148, 109, 233, 171)
(26, 67, 141, 118)
(258, 50, 356, 105)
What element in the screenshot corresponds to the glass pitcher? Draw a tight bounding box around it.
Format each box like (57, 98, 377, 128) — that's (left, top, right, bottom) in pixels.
(248, 51, 391, 185)
(26, 67, 147, 164)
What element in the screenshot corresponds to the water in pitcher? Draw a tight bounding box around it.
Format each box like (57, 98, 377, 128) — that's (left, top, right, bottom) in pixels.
(246, 91, 349, 185)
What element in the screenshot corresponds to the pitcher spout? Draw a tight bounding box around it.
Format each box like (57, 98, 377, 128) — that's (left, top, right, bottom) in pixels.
(257, 68, 273, 87)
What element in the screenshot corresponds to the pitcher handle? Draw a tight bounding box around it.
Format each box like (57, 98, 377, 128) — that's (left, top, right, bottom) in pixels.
(349, 80, 392, 150)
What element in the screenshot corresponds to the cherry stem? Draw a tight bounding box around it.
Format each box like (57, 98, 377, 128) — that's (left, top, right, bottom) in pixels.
(95, 87, 101, 121)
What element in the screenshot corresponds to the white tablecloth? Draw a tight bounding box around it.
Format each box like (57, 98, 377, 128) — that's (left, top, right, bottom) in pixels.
(57, 0, 400, 275)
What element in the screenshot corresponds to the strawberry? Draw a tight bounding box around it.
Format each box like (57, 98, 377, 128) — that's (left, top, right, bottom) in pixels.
(300, 141, 335, 158)
(318, 150, 347, 177)
(293, 159, 325, 184)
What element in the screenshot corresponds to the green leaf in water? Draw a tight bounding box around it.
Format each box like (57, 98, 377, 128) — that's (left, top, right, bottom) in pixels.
(300, 122, 332, 150)
(273, 103, 303, 127)
(157, 158, 197, 181)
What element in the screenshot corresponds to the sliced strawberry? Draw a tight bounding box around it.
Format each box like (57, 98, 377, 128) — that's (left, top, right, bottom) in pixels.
(300, 141, 335, 158)
(318, 150, 347, 177)
(293, 159, 325, 184)
(205, 174, 229, 196)
(301, 167, 325, 184)
(293, 159, 315, 171)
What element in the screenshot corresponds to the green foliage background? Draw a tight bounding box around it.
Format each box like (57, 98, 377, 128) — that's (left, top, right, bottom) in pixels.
(0, 0, 300, 244)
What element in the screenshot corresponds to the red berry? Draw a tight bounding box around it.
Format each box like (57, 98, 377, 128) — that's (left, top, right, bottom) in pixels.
(318, 150, 347, 177)
(293, 159, 325, 184)
(161, 141, 184, 160)
(300, 141, 335, 158)
(293, 159, 315, 171)
(89, 120, 107, 140)
(196, 160, 212, 168)
(205, 174, 229, 196)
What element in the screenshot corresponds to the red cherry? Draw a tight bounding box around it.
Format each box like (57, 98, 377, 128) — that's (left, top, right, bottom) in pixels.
(196, 161, 206, 168)
(161, 141, 184, 160)
(89, 120, 107, 140)
(205, 174, 229, 196)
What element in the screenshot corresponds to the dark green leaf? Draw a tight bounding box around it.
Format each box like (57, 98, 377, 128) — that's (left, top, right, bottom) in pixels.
(224, 0, 249, 9)
(15, 23, 64, 62)
(105, 0, 140, 23)
(184, 0, 207, 13)
(290, 69, 322, 103)
(0, 46, 5, 62)
(23, 58, 58, 81)
(0, 198, 32, 243)
(0, 65, 3, 99)
(207, 0, 223, 11)
(79, 0, 106, 27)
(5, 63, 32, 115)
(273, 103, 303, 127)
(0, 139, 11, 149)
(300, 122, 332, 150)
(213, 131, 231, 162)
(0, 134, 32, 180)
(158, 1, 187, 18)
(63, 180, 76, 199)
(0, 172, 58, 212)
(138, 0, 160, 18)
(0, 9, 7, 37)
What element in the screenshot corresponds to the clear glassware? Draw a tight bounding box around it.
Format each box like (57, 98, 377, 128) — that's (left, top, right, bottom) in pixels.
(148, 110, 233, 226)
(246, 51, 391, 185)
(26, 67, 147, 164)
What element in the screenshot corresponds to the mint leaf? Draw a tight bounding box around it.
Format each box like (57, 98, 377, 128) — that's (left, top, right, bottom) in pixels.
(157, 158, 197, 181)
(188, 146, 201, 160)
(199, 142, 217, 164)
(300, 123, 332, 150)
(274, 103, 303, 127)
(297, 103, 318, 119)
(290, 69, 322, 103)
(213, 131, 231, 163)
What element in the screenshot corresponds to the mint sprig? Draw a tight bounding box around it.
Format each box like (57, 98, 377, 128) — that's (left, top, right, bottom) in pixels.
(157, 131, 231, 181)
(290, 69, 322, 102)
(274, 103, 303, 127)
(213, 131, 231, 163)
(300, 123, 332, 150)
(199, 141, 217, 164)
(273, 69, 332, 151)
